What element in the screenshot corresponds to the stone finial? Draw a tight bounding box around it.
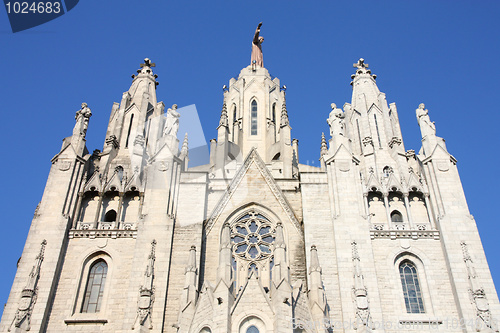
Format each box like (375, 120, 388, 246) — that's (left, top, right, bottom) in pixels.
(320, 132, 328, 156)
(180, 133, 189, 158)
(353, 58, 369, 69)
(140, 58, 156, 68)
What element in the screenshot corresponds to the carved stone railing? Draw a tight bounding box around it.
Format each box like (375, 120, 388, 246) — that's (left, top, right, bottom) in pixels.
(70, 221, 137, 239)
(370, 228, 439, 240)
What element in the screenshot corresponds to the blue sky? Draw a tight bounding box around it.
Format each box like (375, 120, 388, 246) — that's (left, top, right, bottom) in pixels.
(1, 1, 500, 317)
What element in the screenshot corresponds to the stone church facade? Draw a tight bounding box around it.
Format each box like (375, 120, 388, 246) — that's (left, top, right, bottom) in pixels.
(1, 47, 499, 333)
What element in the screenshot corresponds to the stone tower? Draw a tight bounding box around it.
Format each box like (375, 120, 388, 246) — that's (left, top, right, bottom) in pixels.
(1, 30, 499, 333)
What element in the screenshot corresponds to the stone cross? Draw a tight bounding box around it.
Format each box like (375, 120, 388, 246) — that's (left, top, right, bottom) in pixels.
(353, 58, 369, 69)
(140, 58, 156, 68)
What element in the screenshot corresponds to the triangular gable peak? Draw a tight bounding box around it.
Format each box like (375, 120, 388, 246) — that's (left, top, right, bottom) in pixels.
(205, 148, 302, 235)
(103, 171, 123, 192)
(364, 171, 382, 193)
(406, 171, 424, 193)
(188, 282, 216, 332)
(367, 103, 383, 115)
(124, 170, 142, 192)
(231, 269, 273, 316)
(83, 170, 102, 192)
(384, 172, 402, 193)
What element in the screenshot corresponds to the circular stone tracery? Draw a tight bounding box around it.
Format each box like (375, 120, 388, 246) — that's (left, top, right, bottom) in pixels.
(231, 211, 275, 261)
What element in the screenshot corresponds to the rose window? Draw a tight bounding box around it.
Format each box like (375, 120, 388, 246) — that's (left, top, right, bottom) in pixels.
(231, 212, 275, 261)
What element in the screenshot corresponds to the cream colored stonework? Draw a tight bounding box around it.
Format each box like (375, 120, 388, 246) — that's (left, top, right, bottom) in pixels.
(1, 57, 498, 333)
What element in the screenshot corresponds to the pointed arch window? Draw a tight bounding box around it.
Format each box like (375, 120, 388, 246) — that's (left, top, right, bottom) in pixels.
(251, 100, 258, 135)
(399, 261, 425, 313)
(246, 326, 259, 333)
(125, 114, 134, 148)
(81, 260, 108, 313)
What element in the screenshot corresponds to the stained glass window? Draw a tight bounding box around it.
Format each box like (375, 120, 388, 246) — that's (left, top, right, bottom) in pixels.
(251, 100, 258, 135)
(399, 261, 425, 313)
(81, 260, 108, 313)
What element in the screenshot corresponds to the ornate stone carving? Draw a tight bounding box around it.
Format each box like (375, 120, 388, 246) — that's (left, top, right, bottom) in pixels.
(362, 136, 373, 147)
(327, 103, 345, 137)
(9, 240, 46, 332)
(388, 136, 402, 148)
(351, 241, 372, 332)
(461, 242, 498, 332)
(105, 134, 119, 148)
(132, 240, 157, 330)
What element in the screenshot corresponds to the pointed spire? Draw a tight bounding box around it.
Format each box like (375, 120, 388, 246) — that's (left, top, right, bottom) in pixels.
(180, 133, 189, 157)
(279, 88, 289, 127)
(309, 245, 321, 273)
(219, 91, 228, 127)
(320, 132, 328, 156)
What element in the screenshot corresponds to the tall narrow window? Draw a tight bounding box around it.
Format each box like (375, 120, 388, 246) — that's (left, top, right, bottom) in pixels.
(233, 105, 237, 123)
(251, 100, 258, 135)
(272, 103, 276, 123)
(399, 261, 425, 313)
(374, 114, 382, 148)
(356, 119, 363, 152)
(125, 114, 134, 148)
(82, 260, 108, 313)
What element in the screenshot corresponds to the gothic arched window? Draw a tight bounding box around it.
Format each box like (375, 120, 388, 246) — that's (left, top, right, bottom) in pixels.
(251, 100, 258, 135)
(246, 326, 259, 333)
(399, 260, 425, 313)
(391, 210, 403, 223)
(231, 210, 275, 291)
(81, 260, 108, 313)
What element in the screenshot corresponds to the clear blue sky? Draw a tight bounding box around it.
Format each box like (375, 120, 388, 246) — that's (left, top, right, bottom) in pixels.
(1, 1, 500, 317)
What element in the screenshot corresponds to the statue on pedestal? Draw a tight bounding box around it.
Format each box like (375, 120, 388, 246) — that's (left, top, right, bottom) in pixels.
(251, 22, 264, 67)
(163, 104, 180, 137)
(73, 103, 92, 137)
(327, 103, 345, 137)
(416, 103, 436, 138)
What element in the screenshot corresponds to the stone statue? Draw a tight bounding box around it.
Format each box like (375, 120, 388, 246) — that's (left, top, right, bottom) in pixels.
(251, 22, 264, 67)
(73, 103, 92, 137)
(327, 103, 345, 137)
(163, 104, 180, 137)
(416, 103, 436, 138)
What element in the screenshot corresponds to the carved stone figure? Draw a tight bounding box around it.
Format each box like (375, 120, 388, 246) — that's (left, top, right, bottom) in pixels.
(73, 102, 92, 137)
(9, 240, 46, 332)
(163, 104, 180, 137)
(327, 103, 345, 137)
(351, 242, 372, 332)
(461, 242, 498, 332)
(132, 240, 156, 330)
(416, 103, 436, 138)
(251, 22, 264, 67)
